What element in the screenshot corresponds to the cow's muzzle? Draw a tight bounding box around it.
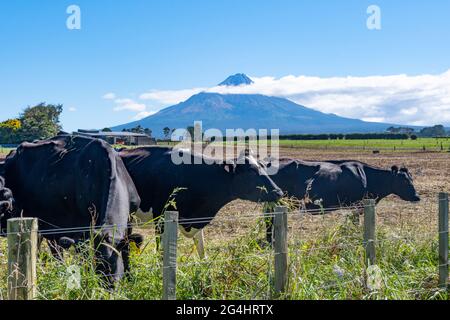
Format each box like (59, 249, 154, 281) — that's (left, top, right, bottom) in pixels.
(266, 189, 283, 202)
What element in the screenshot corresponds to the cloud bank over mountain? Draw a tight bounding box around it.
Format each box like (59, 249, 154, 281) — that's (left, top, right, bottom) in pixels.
(129, 70, 450, 126)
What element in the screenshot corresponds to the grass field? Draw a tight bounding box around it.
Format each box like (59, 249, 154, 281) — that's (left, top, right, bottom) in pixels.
(0, 213, 445, 300)
(279, 138, 450, 151)
(2, 138, 449, 158)
(0, 145, 449, 300)
(0, 147, 14, 159)
(161, 138, 450, 152)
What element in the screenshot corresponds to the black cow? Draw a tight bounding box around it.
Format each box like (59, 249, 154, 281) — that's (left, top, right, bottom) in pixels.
(0, 135, 141, 284)
(0, 176, 14, 232)
(264, 158, 420, 243)
(120, 146, 283, 258)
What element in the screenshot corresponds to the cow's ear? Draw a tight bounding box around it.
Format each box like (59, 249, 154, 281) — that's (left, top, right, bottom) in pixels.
(400, 167, 409, 173)
(391, 166, 399, 174)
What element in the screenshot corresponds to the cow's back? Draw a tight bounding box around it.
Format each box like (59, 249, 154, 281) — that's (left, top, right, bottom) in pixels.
(309, 161, 367, 208)
(4, 136, 139, 238)
(270, 159, 320, 199)
(120, 147, 234, 221)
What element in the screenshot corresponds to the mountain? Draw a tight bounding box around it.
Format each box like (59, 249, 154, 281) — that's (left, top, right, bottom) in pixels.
(218, 73, 254, 86)
(112, 83, 398, 138)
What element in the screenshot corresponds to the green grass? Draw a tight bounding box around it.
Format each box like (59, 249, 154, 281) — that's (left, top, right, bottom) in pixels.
(158, 138, 450, 152)
(0, 217, 446, 300)
(0, 147, 14, 157)
(277, 138, 450, 151)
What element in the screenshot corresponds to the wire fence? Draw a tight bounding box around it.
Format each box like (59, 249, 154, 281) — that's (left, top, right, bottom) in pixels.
(0, 195, 449, 300)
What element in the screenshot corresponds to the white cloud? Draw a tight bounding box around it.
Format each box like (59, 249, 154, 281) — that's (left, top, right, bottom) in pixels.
(362, 117, 386, 123)
(68, 107, 77, 112)
(140, 88, 206, 105)
(133, 111, 157, 120)
(113, 99, 146, 112)
(102, 92, 116, 100)
(136, 70, 450, 126)
(106, 96, 156, 121)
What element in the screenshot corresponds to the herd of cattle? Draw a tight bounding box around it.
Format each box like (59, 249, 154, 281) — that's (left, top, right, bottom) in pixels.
(0, 134, 420, 285)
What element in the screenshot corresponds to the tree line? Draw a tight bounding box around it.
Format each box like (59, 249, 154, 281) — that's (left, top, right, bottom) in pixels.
(0, 103, 63, 144)
(387, 125, 448, 138)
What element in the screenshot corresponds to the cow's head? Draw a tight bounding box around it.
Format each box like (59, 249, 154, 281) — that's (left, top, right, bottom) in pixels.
(225, 152, 283, 203)
(92, 232, 144, 286)
(391, 166, 420, 202)
(0, 176, 14, 236)
(92, 234, 127, 286)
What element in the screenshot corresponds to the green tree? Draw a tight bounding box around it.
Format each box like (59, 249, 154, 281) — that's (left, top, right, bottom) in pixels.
(420, 125, 446, 137)
(101, 127, 112, 132)
(130, 125, 144, 134)
(163, 127, 171, 139)
(144, 128, 152, 137)
(186, 126, 195, 141)
(0, 119, 22, 144)
(18, 103, 63, 142)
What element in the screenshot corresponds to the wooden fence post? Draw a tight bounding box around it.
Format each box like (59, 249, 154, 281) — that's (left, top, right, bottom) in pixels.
(363, 199, 376, 267)
(7, 218, 38, 300)
(162, 211, 178, 300)
(273, 206, 288, 298)
(438, 193, 449, 290)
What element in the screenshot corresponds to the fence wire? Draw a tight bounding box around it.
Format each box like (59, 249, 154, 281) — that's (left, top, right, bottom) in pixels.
(0, 196, 448, 300)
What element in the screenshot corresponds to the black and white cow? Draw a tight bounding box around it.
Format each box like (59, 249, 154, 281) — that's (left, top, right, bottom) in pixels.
(120, 146, 283, 258)
(0, 176, 14, 232)
(0, 135, 142, 284)
(264, 158, 420, 243)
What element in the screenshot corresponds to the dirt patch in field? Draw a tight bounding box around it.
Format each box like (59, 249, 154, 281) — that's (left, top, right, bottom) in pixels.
(188, 148, 450, 244)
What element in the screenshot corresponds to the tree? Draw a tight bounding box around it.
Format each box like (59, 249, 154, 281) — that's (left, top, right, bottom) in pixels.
(186, 126, 195, 141)
(130, 125, 144, 134)
(420, 125, 446, 137)
(18, 103, 63, 142)
(101, 128, 112, 132)
(0, 119, 21, 144)
(163, 127, 171, 139)
(387, 126, 415, 136)
(144, 128, 152, 137)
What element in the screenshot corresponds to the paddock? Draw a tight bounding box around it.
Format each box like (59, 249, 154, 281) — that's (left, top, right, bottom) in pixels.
(0, 147, 449, 300)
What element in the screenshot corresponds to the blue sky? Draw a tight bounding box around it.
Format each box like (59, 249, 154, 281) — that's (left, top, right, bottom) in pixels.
(1, 1, 450, 131)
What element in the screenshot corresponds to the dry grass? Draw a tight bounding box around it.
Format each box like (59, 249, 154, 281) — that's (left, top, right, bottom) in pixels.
(206, 148, 448, 240)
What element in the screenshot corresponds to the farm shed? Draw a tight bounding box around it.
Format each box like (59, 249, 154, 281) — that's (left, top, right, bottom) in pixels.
(74, 129, 156, 146)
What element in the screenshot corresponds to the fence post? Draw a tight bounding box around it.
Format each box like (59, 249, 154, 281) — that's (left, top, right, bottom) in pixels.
(438, 193, 449, 290)
(273, 206, 288, 298)
(162, 211, 178, 300)
(7, 218, 38, 300)
(363, 199, 376, 267)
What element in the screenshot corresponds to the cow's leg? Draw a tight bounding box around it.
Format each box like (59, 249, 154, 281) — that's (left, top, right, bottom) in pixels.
(263, 203, 275, 246)
(193, 229, 206, 259)
(350, 208, 363, 225)
(37, 235, 44, 252)
(155, 217, 164, 253)
(265, 215, 274, 246)
(179, 226, 207, 259)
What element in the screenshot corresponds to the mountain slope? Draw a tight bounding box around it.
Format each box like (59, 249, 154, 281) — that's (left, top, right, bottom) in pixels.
(112, 92, 395, 138)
